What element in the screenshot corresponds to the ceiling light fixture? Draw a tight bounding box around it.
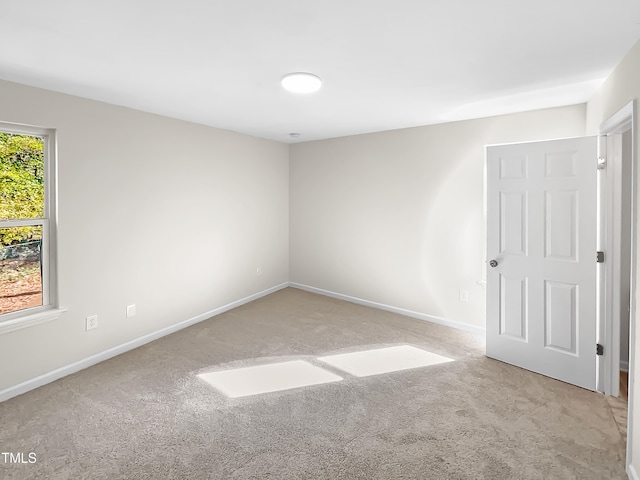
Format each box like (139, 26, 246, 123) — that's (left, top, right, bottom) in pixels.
(281, 72, 322, 94)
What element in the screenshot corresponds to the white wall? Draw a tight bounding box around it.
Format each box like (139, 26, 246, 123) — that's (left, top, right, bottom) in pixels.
(290, 105, 586, 329)
(586, 38, 640, 479)
(0, 79, 289, 391)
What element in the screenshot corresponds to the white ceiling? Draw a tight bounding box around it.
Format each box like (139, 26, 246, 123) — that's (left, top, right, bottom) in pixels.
(1, 1, 639, 143)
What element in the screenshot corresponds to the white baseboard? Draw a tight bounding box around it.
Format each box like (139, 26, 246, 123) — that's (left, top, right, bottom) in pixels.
(622, 360, 630, 372)
(629, 463, 639, 480)
(1, 282, 483, 403)
(289, 282, 486, 336)
(0, 283, 288, 403)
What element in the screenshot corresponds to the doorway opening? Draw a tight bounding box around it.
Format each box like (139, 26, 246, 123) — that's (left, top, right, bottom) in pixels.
(484, 100, 637, 472)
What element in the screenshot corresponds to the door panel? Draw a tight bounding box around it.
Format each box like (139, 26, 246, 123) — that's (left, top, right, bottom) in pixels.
(544, 280, 577, 354)
(486, 137, 597, 390)
(500, 191, 527, 255)
(499, 275, 527, 340)
(545, 190, 577, 260)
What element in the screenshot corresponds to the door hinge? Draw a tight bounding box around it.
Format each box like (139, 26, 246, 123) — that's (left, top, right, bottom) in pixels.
(596, 251, 605, 263)
(597, 157, 607, 170)
(597, 343, 604, 356)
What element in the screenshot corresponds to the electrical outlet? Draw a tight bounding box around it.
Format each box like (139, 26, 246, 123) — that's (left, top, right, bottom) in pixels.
(256, 267, 263, 276)
(459, 289, 469, 302)
(86, 315, 98, 331)
(126, 304, 137, 318)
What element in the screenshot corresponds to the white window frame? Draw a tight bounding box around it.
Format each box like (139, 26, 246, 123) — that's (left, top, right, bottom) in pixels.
(0, 121, 65, 334)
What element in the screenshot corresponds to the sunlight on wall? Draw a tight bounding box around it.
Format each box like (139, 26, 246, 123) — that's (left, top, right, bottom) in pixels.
(420, 149, 485, 324)
(198, 360, 343, 398)
(318, 345, 453, 377)
(440, 77, 604, 123)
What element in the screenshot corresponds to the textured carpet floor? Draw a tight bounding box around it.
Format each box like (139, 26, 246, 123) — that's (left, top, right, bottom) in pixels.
(0, 287, 627, 479)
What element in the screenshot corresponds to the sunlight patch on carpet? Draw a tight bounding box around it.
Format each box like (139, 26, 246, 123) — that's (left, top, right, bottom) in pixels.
(317, 345, 454, 377)
(198, 360, 343, 398)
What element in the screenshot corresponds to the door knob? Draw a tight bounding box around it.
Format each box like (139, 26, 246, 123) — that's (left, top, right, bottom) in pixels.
(489, 259, 498, 268)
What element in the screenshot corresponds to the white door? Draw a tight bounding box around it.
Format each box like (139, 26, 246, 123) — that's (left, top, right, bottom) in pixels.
(486, 137, 598, 390)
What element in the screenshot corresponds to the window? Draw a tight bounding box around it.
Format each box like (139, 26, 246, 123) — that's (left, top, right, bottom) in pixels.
(0, 122, 62, 333)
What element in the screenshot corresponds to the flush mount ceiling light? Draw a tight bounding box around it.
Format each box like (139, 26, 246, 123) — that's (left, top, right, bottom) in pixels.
(281, 72, 322, 94)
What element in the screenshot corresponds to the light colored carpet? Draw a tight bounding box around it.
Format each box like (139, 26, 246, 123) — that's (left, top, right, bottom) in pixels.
(0, 287, 627, 479)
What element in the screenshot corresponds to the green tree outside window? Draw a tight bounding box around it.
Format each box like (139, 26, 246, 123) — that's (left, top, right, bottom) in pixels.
(0, 133, 45, 246)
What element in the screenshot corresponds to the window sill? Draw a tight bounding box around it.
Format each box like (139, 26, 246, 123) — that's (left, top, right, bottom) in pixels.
(0, 307, 67, 335)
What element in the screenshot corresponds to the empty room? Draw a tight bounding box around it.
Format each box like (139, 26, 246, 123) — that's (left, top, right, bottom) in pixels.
(1, 1, 640, 479)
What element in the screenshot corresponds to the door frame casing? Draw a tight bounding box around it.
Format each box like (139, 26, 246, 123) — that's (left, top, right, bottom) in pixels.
(598, 100, 637, 475)
(598, 101, 636, 394)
